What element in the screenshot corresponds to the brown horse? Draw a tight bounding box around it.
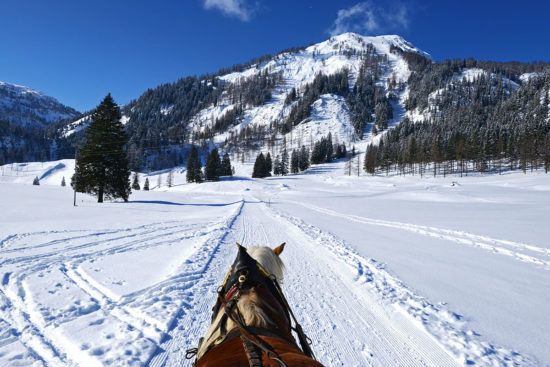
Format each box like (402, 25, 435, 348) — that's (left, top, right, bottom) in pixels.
(186, 243, 325, 367)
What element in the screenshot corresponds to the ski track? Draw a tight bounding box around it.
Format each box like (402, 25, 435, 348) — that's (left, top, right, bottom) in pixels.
(154, 197, 462, 366)
(0, 203, 243, 367)
(266, 202, 534, 366)
(0, 196, 539, 366)
(289, 200, 550, 270)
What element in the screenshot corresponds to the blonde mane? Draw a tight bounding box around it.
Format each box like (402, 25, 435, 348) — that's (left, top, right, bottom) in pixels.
(197, 246, 285, 359)
(247, 246, 285, 283)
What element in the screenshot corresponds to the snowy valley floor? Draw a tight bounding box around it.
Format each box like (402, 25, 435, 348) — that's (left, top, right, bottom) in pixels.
(1, 161, 549, 366)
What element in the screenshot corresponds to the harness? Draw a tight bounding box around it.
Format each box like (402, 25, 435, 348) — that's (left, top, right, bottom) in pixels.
(186, 244, 317, 367)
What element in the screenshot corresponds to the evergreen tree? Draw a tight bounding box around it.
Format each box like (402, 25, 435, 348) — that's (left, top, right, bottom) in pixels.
(291, 150, 299, 173)
(73, 94, 131, 202)
(326, 133, 333, 162)
(265, 152, 273, 174)
(143, 177, 150, 191)
(131, 172, 140, 190)
(273, 155, 282, 175)
(299, 146, 310, 171)
(61, 176, 66, 187)
(186, 145, 202, 183)
(280, 148, 289, 175)
(157, 174, 162, 189)
(204, 148, 221, 181)
(33, 176, 40, 185)
(252, 152, 267, 178)
(220, 152, 232, 177)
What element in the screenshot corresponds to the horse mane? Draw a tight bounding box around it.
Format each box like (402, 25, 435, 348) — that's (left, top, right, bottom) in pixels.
(197, 246, 285, 359)
(247, 246, 285, 283)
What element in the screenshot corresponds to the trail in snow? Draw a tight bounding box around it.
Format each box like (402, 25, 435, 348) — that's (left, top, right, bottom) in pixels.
(152, 198, 458, 366)
(0, 181, 544, 366)
(151, 196, 533, 366)
(289, 200, 550, 270)
(0, 206, 242, 367)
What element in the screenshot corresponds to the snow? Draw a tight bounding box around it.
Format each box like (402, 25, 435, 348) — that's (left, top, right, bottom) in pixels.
(0, 81, 47, 98)
(285, 94, 357, 149)
(159, 105, 173, 116)
(1, 159, 549, 366)
(120, 115, 130, 125)
(63, 115, 130, 137)
(191, 33, 423, 149)
(63, 115, 91, 137)
(519, 72, 539, 83)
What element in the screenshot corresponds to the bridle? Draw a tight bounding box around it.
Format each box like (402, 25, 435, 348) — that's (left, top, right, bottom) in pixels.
(186, 244, 317, 366)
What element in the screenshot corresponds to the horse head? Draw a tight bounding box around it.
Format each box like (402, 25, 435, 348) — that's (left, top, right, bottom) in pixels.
(190, 243, 321, 367)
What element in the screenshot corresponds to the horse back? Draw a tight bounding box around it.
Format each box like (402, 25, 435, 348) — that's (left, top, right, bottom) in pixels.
(195, 336, 325, 367)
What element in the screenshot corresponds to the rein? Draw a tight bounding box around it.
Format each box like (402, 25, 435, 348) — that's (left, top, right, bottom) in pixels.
(186, 244, 317, 366)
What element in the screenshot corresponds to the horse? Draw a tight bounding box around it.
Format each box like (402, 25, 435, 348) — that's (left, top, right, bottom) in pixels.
(186, 243, 325, 367)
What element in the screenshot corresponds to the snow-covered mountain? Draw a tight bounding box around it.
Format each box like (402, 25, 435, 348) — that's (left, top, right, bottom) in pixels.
(5, 32, 549, 170)
(0, 81, 79, 128)
(106, 32, 432, 170)
(190, 32, 426, 145)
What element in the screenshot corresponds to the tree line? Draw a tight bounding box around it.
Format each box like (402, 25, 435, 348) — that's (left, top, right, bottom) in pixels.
(186, 145, 233, 183)
(252, 133, 347, 178)
(365, 73, 550, 176)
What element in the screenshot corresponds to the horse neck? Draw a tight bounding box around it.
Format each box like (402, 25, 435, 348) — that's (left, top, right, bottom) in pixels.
(197, 287, 289, 359)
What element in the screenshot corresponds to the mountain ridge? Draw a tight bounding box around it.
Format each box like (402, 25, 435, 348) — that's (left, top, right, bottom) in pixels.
(0, 81, 79, 128)
(2, 32, 549, 173)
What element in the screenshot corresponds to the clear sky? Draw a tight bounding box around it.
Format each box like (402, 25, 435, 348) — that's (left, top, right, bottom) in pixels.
(1, 0, 548, 112)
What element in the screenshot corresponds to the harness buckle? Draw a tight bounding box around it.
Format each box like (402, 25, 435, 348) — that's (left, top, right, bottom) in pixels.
(214, 334, 227, 345)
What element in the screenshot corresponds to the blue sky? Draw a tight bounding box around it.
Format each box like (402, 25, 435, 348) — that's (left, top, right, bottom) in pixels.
(1, 0, 548, 112)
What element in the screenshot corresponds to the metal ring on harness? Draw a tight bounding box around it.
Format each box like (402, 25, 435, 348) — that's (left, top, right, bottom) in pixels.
(214, 334, 227, 345)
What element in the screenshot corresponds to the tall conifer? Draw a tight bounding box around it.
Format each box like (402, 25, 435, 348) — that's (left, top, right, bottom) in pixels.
(73, 94, 130, 202)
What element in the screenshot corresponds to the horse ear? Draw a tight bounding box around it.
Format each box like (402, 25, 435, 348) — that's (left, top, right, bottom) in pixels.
(273, 242, 286, 256)
(236, 242, 246, 249)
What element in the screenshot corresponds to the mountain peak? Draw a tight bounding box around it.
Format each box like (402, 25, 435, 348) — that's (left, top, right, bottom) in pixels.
(0, 81, 47, 98)
(321, 32, 430, 59)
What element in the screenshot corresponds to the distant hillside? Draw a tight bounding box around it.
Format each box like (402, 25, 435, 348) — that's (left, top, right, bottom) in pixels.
(0, 81, 79, 164)
(0, 81, 79, 128)
(3, 32, 550, 175)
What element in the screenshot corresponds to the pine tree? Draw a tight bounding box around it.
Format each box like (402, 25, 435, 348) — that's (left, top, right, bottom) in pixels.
(280, 148, 289, 175)
(252, 153, 268, 178)
(205, 148, 221, 181)
(143, 177, 150, 191)
(33, 176, 40, 185)
(299, 146, 310, 171)
(220, 152, 232, 177)
(265, 152, 272, 174)
(132, 172, 140, 190)
(186, 145, 202, 183)
(61, 176, 66, 187)
(273, 155, 282, 175)
(326, 133, 333, 162)
(73, 94, 130, 202)
(157, 174, 162, 189)
(291, 150, 299, 173)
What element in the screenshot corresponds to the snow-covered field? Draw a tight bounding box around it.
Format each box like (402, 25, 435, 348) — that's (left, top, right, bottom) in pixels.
(1, 160, 549, 366)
